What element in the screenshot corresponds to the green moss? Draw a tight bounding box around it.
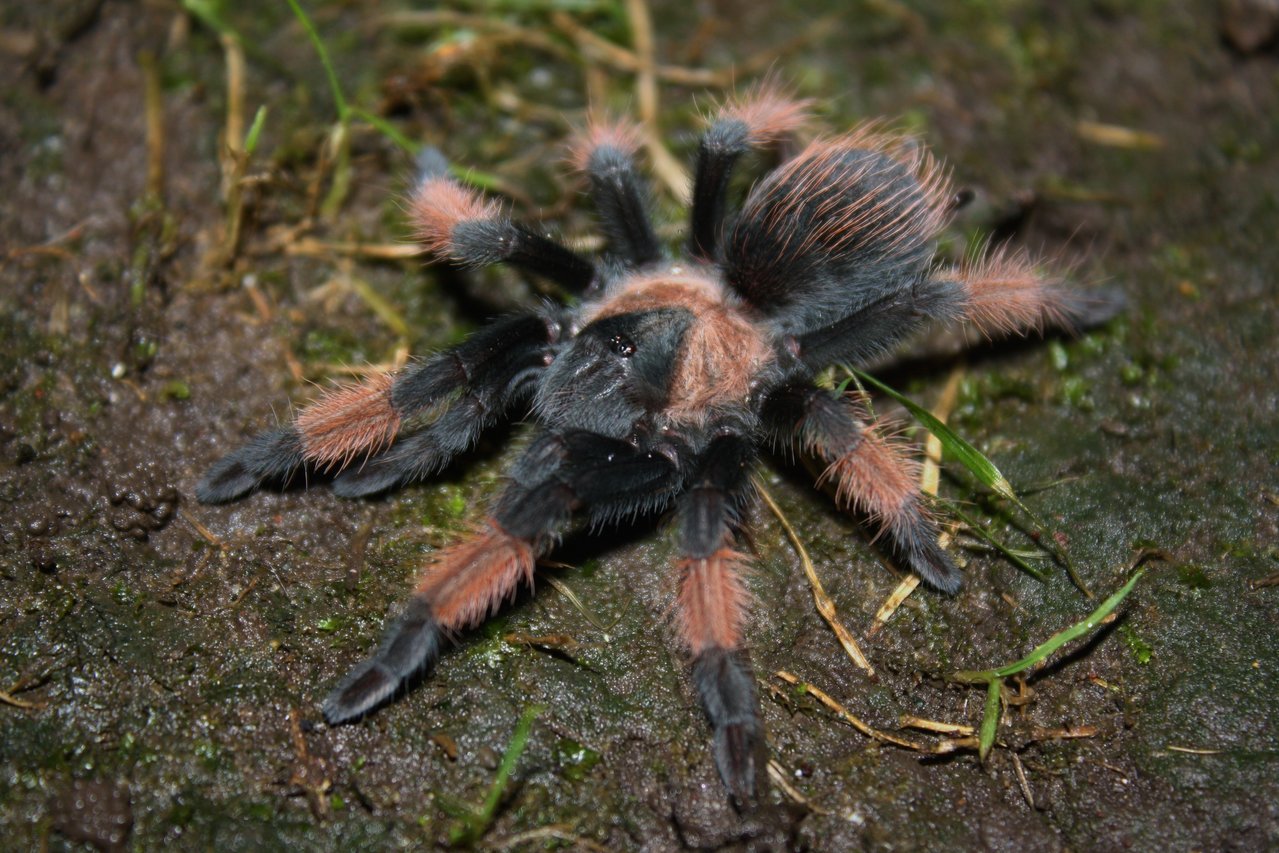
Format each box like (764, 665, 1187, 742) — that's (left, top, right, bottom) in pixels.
(1176, 564, 1213, 590)
(554, 738, 601, 782)
(1121, 625, 1154, 664)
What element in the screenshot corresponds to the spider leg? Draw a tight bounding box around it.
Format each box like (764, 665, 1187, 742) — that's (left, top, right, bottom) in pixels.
(567, 119, 661, 269)
(322, 429, 683, 724)
(793, 278, 964, 370)
(761, 383, 961, 593)
(786, 251, 1121, 372)
(411, 174, 595, 292)
(689, 83, 811, 262)
(196, 311, 562, 503)
(938, 243, 1124, 337)
(675, 433, 763, 802)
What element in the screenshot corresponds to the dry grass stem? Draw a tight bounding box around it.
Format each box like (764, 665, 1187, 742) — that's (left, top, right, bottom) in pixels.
(899, 715, 975, 735)
(757, 481, 875, 676)
(775, 671, 965, 754)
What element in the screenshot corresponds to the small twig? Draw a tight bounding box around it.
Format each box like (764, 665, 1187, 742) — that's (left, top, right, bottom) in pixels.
(1075, 120, 1164, 150)
(775, 671, 962, 754)
(1166, 745, 1224, 755)
(550, 11, 727, 87)
(1011, 752, 1035, 809)
(284, 238, 419, 260)
(621, 0, 688, 201)
(0, 689, 47, 711)
(139, 51, 165, 202)
(346, 519, 374, 592)
(767, 759, 827, 814)
(868, 575, 920, 638)
(179, 508, 223, 548)
(493, 826, 609, 853)
(757, 481, 874, 677)
(899, 715, 974, 736)
(542, 574, 615, 637)
(1030, 725, 1098, 741)
(378, 10, 576, 63)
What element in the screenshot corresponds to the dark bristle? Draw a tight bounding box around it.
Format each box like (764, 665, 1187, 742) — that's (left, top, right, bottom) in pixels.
(322, 597, 440, 724)
(196, 427, 305, 504)
(892, 516, 963, 594)
(693, 648, 763, 802)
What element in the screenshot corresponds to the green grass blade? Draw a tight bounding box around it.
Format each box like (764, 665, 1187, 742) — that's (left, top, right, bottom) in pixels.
(847, 366, 1090, 596)
(952, 569, 1145, 684)
(243, 105, 267, 156)
(846, 367, 1020, 505)
(350, 107, 420, 155)
(979, 677, 1002, 762)
(284, 0, 347, 119)
(180, 0, 238, 41)
(947, 501, 1050, 581)
(449, 704, 544, 846)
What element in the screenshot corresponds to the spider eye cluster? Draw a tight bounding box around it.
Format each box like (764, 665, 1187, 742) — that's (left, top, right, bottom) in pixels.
(609, 334, 637, 357)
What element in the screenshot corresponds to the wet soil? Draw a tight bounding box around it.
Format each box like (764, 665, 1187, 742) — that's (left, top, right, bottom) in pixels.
(1, 1, 1276, 850)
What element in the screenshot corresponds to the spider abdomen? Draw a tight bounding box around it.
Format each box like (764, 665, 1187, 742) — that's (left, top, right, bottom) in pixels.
(724, 134, 950, 338)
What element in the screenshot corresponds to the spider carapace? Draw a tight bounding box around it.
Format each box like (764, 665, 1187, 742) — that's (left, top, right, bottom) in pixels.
(198, 86, 1105, 801)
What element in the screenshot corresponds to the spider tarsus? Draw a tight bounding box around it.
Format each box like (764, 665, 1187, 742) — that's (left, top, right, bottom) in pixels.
(414, 145, 450, 181)
(196, 427, 304, 504)
(896, 524, 964, 595)
(694, 647, 764, 802)
(329, 459, 407, 498)
(322, 597, 440, 725)
(1061, 284, 1127, 331)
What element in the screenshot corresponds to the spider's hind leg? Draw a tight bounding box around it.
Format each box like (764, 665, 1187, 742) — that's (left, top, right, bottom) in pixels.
(941, 243, 1124, 337)
(762, 383, 961, 594)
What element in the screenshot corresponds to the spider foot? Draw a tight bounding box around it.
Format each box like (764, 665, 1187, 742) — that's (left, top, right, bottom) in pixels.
(322, 597, 440, 725)
(694, 647, 763, 804)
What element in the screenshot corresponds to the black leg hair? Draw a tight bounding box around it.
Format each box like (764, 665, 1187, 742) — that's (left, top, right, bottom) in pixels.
(496, 429, 686, 538)
(794, 278, 964, 371)
(693, 647, 763, 805)
(322, 596, 439, 725)
(322, 428, 685, 724)
(689, 120, 751, 263)
(582, 144, 662, 269)
(760, 382, 961, 593)
(690, 85, 811, 262)
(681, 432, 756, 559)
(451, 219, 597, 291)
(197, 311, 563, 504)
(411, 176, 596, 292)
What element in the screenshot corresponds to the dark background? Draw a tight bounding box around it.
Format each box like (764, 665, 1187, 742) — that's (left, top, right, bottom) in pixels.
(1, 0, 1276, 849)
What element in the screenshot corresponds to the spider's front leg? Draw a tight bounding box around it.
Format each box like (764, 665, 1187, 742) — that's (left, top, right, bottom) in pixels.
(762, 382, 962, 593)
(322, 429, 683, 724)
(675, 432, 763, 802)
(196, 310, 564, 503)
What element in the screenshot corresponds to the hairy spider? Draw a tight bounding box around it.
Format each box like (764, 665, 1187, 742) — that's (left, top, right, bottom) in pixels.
(197, 87, 1109, 802)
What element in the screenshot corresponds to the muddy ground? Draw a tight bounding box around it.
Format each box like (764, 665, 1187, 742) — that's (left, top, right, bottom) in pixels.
(1, 0, 1276, 850)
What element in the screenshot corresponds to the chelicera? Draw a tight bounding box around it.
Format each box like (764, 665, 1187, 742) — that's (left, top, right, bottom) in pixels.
(198, 85, 1107, 801)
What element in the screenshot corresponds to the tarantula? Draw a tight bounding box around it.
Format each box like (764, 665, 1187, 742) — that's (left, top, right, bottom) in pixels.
(198, 87, 1104, 801)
